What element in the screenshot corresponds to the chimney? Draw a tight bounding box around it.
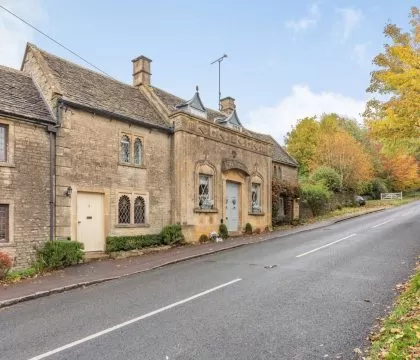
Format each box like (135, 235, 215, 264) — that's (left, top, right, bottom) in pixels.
(220, 96, 235, 115)
(132, 55, 152, 87)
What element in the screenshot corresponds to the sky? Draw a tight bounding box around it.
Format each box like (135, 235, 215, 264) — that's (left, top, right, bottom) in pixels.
(0, 0, 416, 143)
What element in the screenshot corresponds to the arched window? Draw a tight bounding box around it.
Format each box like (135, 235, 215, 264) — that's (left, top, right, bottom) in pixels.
(134, 138, 142, 165)
(118, 195, 130, 224)
(120, 135, 130, 163)
(134, 196, 145, 224)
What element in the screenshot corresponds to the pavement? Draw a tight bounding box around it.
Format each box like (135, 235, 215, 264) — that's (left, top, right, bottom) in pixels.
(1, 202, 419, 360)
(0, 207, 387, 309)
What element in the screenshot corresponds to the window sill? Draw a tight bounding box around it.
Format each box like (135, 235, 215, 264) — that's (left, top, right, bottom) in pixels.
(115, 223, 150, 228)
(248, 212, 265, 216)
(0, 242, 13, 246)
(194, 208, 219, 213)
(118, 162, 146, 169)
(0, 162, 15, 168)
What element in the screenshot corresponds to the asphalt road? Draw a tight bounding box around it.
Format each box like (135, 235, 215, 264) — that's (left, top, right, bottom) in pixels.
(1, 202, 419, 360)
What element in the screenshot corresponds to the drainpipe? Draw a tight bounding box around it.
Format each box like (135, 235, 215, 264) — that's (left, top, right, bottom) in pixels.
(47, 125, 57, 240)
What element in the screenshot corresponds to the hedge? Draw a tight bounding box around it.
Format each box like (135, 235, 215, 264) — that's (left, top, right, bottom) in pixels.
(106, 234, 163, 253)
(106, 224, 185, 253)
(37, 240, 84, 270)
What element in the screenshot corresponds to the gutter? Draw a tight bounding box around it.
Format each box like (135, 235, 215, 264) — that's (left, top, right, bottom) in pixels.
(58, 99, 173, 134)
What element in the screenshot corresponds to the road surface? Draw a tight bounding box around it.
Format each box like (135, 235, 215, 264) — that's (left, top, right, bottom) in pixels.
(1, 202, 419, 360)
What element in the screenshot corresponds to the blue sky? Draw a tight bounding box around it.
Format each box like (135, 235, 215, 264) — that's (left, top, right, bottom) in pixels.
(0, 0, 416, 142)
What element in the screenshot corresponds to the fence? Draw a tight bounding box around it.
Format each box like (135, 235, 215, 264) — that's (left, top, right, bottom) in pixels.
(380, 192, 403, 200)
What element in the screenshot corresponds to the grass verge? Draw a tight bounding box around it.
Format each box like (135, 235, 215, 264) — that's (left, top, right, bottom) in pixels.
(364, 264, 420, 359)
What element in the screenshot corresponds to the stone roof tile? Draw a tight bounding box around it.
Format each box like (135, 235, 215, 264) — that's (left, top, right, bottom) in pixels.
(29, 44, 168, 128)
(0, 65, 55, 123)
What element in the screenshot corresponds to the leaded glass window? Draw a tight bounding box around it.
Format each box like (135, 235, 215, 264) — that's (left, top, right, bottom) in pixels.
(134, 196, 145, 224)
(198, 174, 213, 209)
(118, 195, 130, 224)
(251, 183, 261, 213)
(134, 138, 142, 165)
(0, 205, 9, 242)
(0, 125, 7, 162)
(120, 135, 130, 163)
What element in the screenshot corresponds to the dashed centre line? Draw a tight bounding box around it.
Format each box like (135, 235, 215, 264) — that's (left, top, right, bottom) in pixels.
(27, 278, 242, 360)
(296, 234, 357, 258)
(371, 219, 394, 228)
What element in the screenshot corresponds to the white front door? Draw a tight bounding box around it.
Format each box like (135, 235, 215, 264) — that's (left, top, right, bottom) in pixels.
(226, 182, 240, 232)
(77, 192, 104, 252)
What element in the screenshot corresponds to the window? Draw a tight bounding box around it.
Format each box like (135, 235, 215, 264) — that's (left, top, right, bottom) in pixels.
(0, 205, 8, 242)
(134, 196, 145, 224)
(118, 195, 131, 224)
(117, 194, 148, 226)
(120, 135, 130, 163)
(134, 138, 142, 165)
(251, 183, 261, 213)
(0, 125, 7, 162)
(198, 174, 213, 209)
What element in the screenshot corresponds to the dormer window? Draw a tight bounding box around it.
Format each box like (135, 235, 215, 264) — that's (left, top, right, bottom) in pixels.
(215, 109, 243, 132)
(176, 86, 207, 119)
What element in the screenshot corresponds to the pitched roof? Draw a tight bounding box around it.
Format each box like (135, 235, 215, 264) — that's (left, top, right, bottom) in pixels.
(269, 136, 299, 167)
(176, 88, 206, 112)
(0, 65, 55, 123)
(27, 44, 168, 129)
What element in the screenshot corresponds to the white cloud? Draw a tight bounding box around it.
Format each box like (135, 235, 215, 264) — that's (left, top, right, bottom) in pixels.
(285, 3, 320, 32)
(247, 85, 366, 144)
(335, 8, 363, 41)
(0, 0, 46, 69)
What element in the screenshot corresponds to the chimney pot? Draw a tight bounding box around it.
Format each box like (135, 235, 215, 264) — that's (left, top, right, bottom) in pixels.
(220, 96, 235, 115)
(132, 55, 152, 87)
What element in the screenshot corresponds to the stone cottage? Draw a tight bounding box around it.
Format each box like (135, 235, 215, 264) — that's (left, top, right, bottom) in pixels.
(0, 65, 56, 267)
(2, 43, 298, 266)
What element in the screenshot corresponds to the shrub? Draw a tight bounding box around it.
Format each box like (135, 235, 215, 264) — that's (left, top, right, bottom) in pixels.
(36, 240, 84, 270)
(106, 234, 163, 252)
(244, 223, 252, 234)
(161, 224, 185, 245)
(311, 166, 342, 192)
(0, 251, 13, 278)
(218, 223, 229, 239)
(300, 182, 331, 216)
(199, 234, 209, 243)
(254, 228, 261, 234)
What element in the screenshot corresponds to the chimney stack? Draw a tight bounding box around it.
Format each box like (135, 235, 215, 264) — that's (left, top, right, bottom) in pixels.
(220, 96, 235, 115)
(132, 55, 152, 87)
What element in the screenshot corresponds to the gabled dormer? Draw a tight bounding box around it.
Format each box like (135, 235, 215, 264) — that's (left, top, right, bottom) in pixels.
(176, 86, 207, 119)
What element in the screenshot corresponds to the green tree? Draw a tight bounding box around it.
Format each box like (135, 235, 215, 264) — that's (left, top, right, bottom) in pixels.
(284, 116, 320, 176)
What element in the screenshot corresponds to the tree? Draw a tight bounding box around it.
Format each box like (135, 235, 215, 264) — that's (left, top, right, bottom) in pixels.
(364, 7, 420, 155)
(284, 116, 319, 176)
(313, 129, 373, 190)
(382, 153, 420, 191)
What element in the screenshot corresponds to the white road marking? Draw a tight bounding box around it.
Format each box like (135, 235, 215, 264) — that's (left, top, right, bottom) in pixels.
(28, 278, 242, 360)
(296, 234, 357, 258)
(400, 211, 410, 217)
(371, 219, 394, 228)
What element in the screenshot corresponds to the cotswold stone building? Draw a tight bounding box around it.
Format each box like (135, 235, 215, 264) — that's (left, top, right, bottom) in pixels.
(1, 43, 298, 266)
(0, 65, 56, 267)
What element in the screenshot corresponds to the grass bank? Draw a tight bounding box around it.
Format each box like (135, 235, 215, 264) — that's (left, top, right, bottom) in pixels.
(365, 264, 420, 359)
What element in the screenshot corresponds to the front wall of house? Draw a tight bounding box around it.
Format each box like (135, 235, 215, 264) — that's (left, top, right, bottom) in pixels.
(172, 113, 272, 242)
(55, 108, 172, 249)
(272, 162, 298, 185)
(0, 116, 51, 267)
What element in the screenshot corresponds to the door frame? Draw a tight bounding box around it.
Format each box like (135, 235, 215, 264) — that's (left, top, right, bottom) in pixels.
(224, 180, 242, 233)
(73, 188, 108, 251)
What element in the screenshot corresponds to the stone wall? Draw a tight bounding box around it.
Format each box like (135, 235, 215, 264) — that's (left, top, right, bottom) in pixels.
(172, 112, 272, 241)
(0, 116, 51, 268)
(55, 107, 172, 246)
